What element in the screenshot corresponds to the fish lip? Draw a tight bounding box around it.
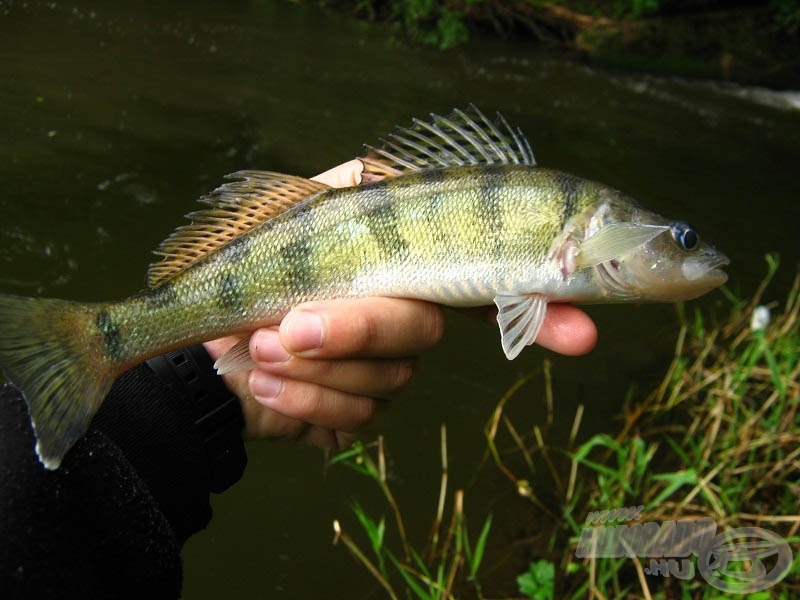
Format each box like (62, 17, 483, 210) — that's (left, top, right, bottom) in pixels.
(708, 255, 730, 269)
(703, 255, 730, 282)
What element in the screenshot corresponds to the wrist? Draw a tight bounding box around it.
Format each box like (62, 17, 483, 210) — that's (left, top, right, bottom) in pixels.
(146, 345, 247, 493)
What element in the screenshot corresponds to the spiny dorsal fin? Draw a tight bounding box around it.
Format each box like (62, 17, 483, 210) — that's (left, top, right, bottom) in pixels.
(147, 171, 329, 288)
(360, 105, 536, 183)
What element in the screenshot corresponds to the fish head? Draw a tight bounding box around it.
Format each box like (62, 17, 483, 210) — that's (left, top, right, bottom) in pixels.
(627, 216, 728, 301)
(574, 198, 729, 302)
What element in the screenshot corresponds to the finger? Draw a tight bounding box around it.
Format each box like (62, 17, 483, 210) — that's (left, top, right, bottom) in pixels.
(254, 356, 416, 398)
(300, 426, 358, 450)
(241, 400, 357, 449)
(239, 397, 309, 440)
(311, 159, 363, 187)
(248, 371, 379, 433)
(250, 328, 415, 397)
(241, 393, 358, 449)
(535, 304, 597, 356)
(238, 384, 361, 448)
(278, 297, 445, 359)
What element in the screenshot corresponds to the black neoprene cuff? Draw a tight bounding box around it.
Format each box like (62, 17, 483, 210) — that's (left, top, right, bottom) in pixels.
(145, 345, 246, 493)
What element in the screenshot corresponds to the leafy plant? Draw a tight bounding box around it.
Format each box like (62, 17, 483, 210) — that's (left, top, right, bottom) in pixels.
(614, 0, 660, 20)
(771, 0, 800, 34)
(517, 559, 555, 599)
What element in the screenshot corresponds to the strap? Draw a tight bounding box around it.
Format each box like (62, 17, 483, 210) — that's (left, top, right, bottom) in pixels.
(146, 345, 246, 493)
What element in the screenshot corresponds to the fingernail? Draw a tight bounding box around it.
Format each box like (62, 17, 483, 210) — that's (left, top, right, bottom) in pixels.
(252, 329, 290, 363)
(282, 310, 324, 353)
(251, 371, 282, 403)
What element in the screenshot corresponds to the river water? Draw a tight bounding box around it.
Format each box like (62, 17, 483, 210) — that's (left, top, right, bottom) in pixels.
(2, 1, 799, 597)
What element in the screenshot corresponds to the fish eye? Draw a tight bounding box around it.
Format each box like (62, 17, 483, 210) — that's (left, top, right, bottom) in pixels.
(671, 222, 699, 251)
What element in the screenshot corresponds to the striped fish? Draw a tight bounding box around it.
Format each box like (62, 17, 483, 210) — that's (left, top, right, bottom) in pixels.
(0, 106, 728, 469)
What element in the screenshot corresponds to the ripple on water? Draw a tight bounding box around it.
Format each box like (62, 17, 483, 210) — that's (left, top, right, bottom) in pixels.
(0, 227, 78, 293)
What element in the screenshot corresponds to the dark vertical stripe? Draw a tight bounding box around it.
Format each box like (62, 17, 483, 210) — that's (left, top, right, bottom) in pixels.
(421, 169, 446, 185)
(425, 190, 448, 247)
(146, 285, 179, 310)
(279, 238, 317, 294)
(217, 272, 246, 312)
(557, 174, 580, 229)
(419, 170, 449, 247)
(96, 309, 124, 361)
(477, 166, 504, 254)
(363, 182, 409, 260)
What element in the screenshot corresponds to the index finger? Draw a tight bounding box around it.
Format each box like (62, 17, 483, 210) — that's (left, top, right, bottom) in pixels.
(279, 297, 445, 359)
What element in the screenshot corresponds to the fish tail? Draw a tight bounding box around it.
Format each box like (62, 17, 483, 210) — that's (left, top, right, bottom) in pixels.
(0, 294, 118, 469)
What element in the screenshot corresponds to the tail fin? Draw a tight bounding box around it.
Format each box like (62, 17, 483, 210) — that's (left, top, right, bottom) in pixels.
(0, 294, 118, 469)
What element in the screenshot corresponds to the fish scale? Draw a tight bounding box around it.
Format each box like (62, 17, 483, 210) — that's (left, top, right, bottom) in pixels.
(0, 106, 728, 469)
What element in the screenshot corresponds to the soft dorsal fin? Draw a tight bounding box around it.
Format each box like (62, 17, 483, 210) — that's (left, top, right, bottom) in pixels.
(360, 105, 536, 183)
(147, 171, 329, 288)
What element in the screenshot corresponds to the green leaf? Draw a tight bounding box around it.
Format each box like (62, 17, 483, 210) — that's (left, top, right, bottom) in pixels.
(572, 434, 620, 462)
(517, 559, 554, 600)
(469, 513, 493, 578)
(328, 442, 379, 478)
(387, 550, 433, 600)
(649, 469, 698, 506)
(328, 442, 366, 466)
(351, 500, 386, 567)
(663, 435, 693, 465)
(410, 547, 431, 579)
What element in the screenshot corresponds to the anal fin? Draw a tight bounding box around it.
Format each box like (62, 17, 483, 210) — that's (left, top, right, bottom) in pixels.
(214, 336, 256, 375)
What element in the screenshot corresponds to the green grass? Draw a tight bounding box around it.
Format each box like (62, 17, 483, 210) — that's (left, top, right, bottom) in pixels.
(487, 254, 799, 598)
(330, 426, 493, 599)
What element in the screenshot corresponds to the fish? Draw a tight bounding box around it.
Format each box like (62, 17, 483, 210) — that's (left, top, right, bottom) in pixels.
(0, 106, 728, 470)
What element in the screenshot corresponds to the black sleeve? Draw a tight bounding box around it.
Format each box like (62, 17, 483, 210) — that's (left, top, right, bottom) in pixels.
(0, 345, 247, 599)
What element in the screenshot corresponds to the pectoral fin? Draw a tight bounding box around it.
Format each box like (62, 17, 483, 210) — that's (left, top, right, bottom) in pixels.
(214, 336, 256, 375)
(493, 293, 548, 360)
(577, 223, 669, 268)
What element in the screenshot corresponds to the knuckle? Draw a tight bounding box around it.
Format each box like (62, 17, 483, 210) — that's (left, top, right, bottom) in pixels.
(307, 357, 336, 380)
(423, 304, 446, 346)
(351, 396, 377, 427)
(333, 299, 446, 355)
(387, 359, 416, 392)
(348, 310, 380, 352)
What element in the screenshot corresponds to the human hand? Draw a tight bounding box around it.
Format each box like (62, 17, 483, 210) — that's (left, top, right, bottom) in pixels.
(205, 160, 441, 449)
(204, 160, 597, 449)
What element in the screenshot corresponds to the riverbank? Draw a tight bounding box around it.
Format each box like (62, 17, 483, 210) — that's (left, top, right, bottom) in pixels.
(316, 1, 800, 89)
(574, 5, 800, 89)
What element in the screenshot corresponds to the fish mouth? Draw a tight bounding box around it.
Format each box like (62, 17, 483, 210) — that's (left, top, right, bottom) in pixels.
(702, 255, 730, 283)
(682, 253, 729, 284)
